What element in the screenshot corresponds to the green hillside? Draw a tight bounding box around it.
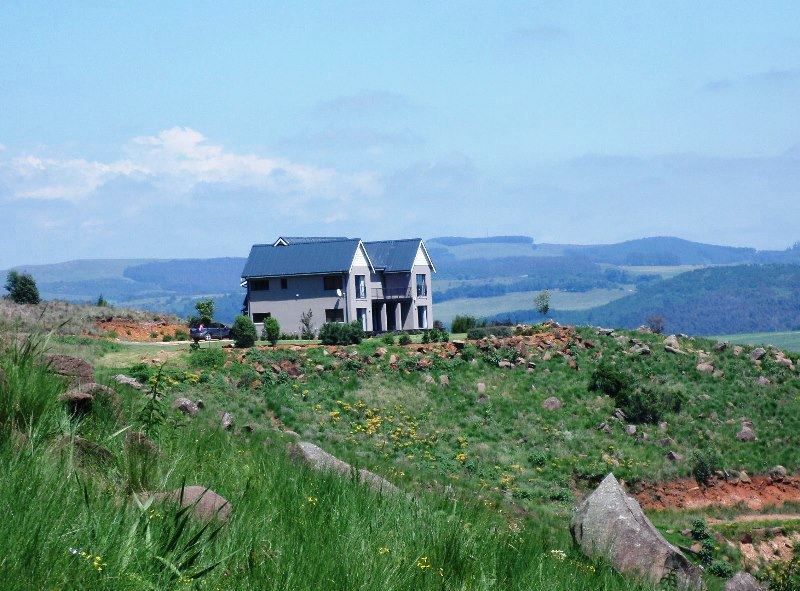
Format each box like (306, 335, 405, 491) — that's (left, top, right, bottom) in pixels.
(715, 331, 800, 352)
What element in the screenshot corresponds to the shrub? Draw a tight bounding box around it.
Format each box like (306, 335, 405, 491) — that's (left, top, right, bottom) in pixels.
(764, 552, 800, 591)
(382, 334, 395, 345)
(398, 333, 412, 346)
(4, 271, 41, 305)
(231, 315, 257, 348)
(96, 294, 109, 307)
(299, 309, 315, 339)
(162, 335, 173, 342)
(452, 315, 482, 333)
(588, 362, 633, 397)
(174, 329, 189, 341)
(261, 317, 280, 346)
(421, 331, 431, 344)
(466, 326, 513, 339)
(691, 449, 720, 486)
(616, 385, 683, 424)
(188, 347, 225, 369)
(646, 314, 665, 335)
(319, 321, 364, 345)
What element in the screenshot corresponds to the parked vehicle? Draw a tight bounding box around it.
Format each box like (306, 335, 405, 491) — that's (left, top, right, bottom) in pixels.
(190, 322, 231, 342)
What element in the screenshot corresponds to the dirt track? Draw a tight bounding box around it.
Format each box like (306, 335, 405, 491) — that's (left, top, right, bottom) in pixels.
(636, 475, 800, 511)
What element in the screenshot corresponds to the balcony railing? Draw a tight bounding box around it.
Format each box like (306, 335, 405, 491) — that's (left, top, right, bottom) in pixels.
(372, 287, 412, 300)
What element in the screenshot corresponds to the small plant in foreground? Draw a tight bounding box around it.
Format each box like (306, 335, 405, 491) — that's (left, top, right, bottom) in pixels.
(231, 315, 257, 348)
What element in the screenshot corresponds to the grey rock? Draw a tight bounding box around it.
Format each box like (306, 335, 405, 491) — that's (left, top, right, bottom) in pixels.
(739, 471, 751, 484)
(542, 396, 563, 411)
(498, 360, 515, 368)
(736, 426, 756, 442)
(476, 382, 486, 394)
(696, 362, 715, 374)
(438, 374, 450, 386)
(769, 465, 788, 481)
(287, 441, 399, 494)
(114, 374, 144, 390)
(724, 572, 764, 591)
(629, 344, 652, 356)
(221, 412, 234, 430)
(749, 347, 767, 362)
(173, 397, 199, 416)
(732, 346, 743, 356)
(148, 485, 232, 521)
(570, 474, 703, 589)
(625, 424, 637, 436)
(666, 451, 684, 462)
(713, 341, 729, 352)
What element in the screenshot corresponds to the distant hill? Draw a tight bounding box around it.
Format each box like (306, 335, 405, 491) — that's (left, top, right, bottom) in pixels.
(492, 264, 800, 335)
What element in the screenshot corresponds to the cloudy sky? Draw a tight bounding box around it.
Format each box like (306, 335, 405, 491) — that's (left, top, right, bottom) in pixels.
(2, 2, 800, 267)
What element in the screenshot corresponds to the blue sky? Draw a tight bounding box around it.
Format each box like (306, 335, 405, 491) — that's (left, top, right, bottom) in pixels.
(1, 1, 800, 267)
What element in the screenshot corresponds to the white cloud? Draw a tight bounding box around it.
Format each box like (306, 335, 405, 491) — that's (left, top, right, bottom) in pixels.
(1, 127, 380, 202)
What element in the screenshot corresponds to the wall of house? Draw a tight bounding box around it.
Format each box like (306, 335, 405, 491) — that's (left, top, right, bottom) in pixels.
(411, 263, 433, 329)
(348, 265, 374, 331)
(248, 274, 347, 334)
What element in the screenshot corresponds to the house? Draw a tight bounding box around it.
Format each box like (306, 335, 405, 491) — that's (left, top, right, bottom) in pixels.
(241, 236, 436, 334)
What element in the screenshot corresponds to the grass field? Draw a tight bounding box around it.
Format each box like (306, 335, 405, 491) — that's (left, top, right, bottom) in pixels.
(715, 331, 800, 352)
(435, 288, 631, 324)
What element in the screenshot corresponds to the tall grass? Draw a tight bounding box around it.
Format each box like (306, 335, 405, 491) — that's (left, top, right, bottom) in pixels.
(0, 334, 654, 590)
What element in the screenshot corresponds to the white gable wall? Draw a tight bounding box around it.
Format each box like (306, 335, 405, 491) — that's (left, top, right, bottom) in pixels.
(413, 243, 430, 268)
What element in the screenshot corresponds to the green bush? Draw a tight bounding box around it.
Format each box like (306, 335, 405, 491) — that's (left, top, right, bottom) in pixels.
(187, 347, 226, 369)
(398, 333, 412, 346)
(174, 329, 189, 341)
(615, 385, 683, 424)
(451, 315, 482, 333)
(691, 449, 720, 486)
(466, 326, 513, 339)
(319, 321, 364, 345)
(382, 334, 396, 345)
(261, 317, 280, 346)
(162, 335, 173, 342)
(231, 315, 257, 348)
(588, 362, 633, 397)
(764, 552, 800, 591)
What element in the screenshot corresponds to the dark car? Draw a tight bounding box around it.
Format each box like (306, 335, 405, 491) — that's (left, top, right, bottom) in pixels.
(190, 322, 231, 342)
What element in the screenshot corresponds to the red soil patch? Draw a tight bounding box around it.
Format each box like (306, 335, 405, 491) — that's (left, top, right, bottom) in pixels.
(94, 319, 188, 342)
(636, 475, 800, 511)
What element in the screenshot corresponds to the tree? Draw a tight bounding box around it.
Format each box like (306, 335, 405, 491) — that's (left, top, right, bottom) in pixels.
(230, 315, 257, 348)
(646, 315, 665, 335)
(195, 299, 215, 325)
(96, 294, 109, 307)
(533, 290, 551, 317)
(262, 317, 280, 346)
(4, 271, 40, 305)
(299, 309, 315, 339)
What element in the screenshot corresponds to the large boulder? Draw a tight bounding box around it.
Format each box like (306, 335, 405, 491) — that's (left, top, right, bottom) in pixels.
(287, 441, 398, 494)
(570, 473, 703, 590)
(45, 354, 94, 385)
(724, 572, 763, 591)
(59, 382, 119, 416)
(172, 397, 199, 416)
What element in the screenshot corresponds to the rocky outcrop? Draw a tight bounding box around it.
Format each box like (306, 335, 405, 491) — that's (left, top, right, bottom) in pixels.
(570, 473, 703, 590)
(286, 441, 399, 495)
(45, 354, 94, 385)
(172, 397, 199, 416)
(724, 572, 763, 591)
(542, 396, 562, 411)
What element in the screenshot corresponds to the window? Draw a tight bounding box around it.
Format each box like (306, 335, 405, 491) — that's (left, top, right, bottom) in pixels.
(416, 274, 427, 297)
(252, 312, 271, 323)
(250, 279, 269, 291)
(325, 308, 345, 323)
(356, 307, 367, 330)
(281, 277, 288, 289)
(417, 306, 428, 329)
(355, 275, 366, 299)
(324, 275, 343, 291)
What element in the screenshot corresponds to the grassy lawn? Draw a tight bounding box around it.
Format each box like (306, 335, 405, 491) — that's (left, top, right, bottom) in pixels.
(714, 330, 800, 352)
(435, 288, 631, 324)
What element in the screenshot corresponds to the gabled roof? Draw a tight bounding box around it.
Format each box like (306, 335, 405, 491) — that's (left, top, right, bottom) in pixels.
(364, 238, 435, 272)
(273, 236, 348, 246)
(242, 239, 365, 278)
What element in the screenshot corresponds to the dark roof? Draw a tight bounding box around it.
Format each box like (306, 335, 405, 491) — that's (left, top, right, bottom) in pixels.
(364, 239, 423, 272)
(242, 239, 362, 277)
(276, 236, 348, 245)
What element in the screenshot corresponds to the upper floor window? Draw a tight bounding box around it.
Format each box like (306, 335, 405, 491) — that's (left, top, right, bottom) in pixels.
(355, 275, 366, 298)
(416, 274, 427, 297)
(324, 275, 343, 291)
(281, 277, 288, 289)
(250, 279, 269, 291)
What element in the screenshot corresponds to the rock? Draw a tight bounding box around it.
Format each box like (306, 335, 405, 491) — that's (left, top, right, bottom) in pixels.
(629, 344, 652, 356)
(597, 422, 612, 434)
(712, 369, 725, 379)
(59, 435, 114, 466)
(665, 345, 685, 355)
(451, 340, 465, 350)
(114, 374, 144, 390)
(614, 408, 627, 422)
(724, 572, 764, 591)
(45, 354, 94, 385)
(658, 421, 669, 432)
(570, 474, 702, 589)
(736, 426, 756, 442)
(196, 399, 205, 409)
(374, 347, 387, 358)
(597, 328, 615, 336)
(438, 374, 450, 386)
(696, 363, 715, 374)
(602, 452, 620, 466)
(422, 374, 435, 385)
(713, 341, 729, 352)
(769, 465, 788, 481)
(388, 354, 398, 365)
(566, 356, 578, 370)
(58, 388, 95, 415)
(286, 441, 398, 494)
(498, 360, 514, 369)
(417, 358, 432, 370)
(739, 471, 751, 484)
(173, 397, 199, 416)
(221, 412, 234, 430)
(476, 382, 486, 394)
(625, 424, 637, 436)
(749, 348, 766, 362)
(666, 451, 684, 462)
(148, 486, 232, 521)
(477, 392, 489, 405)
(314, 364, 325, 372)
(664, 335, 681, 349)
(775, 356, 795, 370)
(732, 345, 743, 356)
(614, 335, 630, 346)
(542, 396, 562, 411)
(124, 431, 158, 456)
